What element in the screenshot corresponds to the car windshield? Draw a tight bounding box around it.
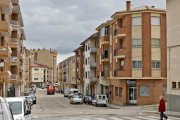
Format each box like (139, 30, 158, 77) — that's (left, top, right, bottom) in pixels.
(8, 102, 22, 115)
(103, 96, 106, 100)
(98, 96, 102, 100)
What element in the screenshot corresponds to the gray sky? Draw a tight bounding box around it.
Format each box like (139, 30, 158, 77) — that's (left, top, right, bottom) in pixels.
(20, 0, 166, 63)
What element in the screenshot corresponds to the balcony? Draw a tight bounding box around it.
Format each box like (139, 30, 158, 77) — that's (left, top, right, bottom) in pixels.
(0, 46, 12, 59)
(0, 21, 12, 37)
(63, 64, 66, 68)
(83, 64, 85, 69)
(90, 77, 96, 83)
(100, 36, 109, 45)
(20, 66, 23, 72)
(10, 56, 17, 66)
(89, 62, 96, 68)
(0, 0, 13, 14)
(114, 48, 126, 59)
(0, 71, 11, 83)
(101, 54, 109, 62)
(114, 69, 127, 77)
(114, 27, 126, 39)
(101, 70, 109, 77)
(90, 47, 96, 53)
(11, 74, 17, 80)
(11, 20, 18, 26)
(83, 51, 85, 56)
(63, 79, 66, 82)
(11, 38, 18, 48)
(16, 77, 22, 85)
(63, 72, 66, 75)
(83, 77, 85, 82)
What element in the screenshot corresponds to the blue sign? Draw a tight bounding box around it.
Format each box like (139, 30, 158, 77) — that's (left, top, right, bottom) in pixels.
(126, 80, 136, 85)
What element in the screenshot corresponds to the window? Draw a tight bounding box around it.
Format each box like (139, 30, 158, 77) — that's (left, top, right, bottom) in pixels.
(31, 53, 33, 55)
(132, 39, 142, 47)
(132, 61, 142, 69)
(100, 26, 109, 37)
(86, 45, 87, 51)
(115, 87, 118, 96)
(132, 17, 142, 26)
(72, 76, 75, 80)
(152, 61, 161, 69)
(34, 68, 39, 71)
(34, 73, 39, 76)
(34, 78, 38, 80)
(72, 60, 75, 63)
(119, 87, 123, 97)
(172, 82, 176, 88)
(163, 85, 167, 96)
(151, 17, 160, 25)
(151, 38, 160, 47)
(179, 82, 180, 89)
(139, 85, 149, 97)
(86, 58, 87, 65)
(71, 68, 75, 71)
(85, 72, 87, 78)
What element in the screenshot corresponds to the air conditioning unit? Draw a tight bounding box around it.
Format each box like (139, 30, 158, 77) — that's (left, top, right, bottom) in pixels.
(121, 61, 125, 66)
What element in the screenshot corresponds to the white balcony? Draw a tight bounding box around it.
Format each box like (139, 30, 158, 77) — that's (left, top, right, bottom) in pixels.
(90, 47, 96, 53)
(90, 62, 96, 68)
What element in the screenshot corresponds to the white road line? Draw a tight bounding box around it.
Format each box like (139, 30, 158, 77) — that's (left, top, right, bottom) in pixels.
(136, 116, 156, 120)
(109, 117, 124, 120)
(95, 118, 107, 120)
(122, 117, 139, 120)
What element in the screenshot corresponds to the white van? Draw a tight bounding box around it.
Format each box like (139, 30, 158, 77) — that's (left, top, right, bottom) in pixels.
(64, 90, 69, 97)
(92, 94, 107, 107)
(0, 97, 14, 120)
(6, 97, 32, 120)
(68, 88, 78, 99)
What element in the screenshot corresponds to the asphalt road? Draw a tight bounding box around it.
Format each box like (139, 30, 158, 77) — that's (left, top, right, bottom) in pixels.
(31, 88, 178, 120)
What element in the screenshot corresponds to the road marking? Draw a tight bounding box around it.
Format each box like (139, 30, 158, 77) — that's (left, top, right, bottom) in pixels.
(136, 116, 156, 120)
(95, 118, 107, 120)
(122, 117, 139, 120)
(148, 116, 177, 120)
(109, 117, 124, 120)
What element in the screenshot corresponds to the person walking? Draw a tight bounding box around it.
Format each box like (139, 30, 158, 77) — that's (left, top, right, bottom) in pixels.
(159, 96, 168, 120)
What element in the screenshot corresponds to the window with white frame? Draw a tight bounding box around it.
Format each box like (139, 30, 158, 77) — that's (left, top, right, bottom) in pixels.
(72, 76, 75, 80)
(34, 68, 39, 71)
(139, 85, 149, 97)
(151, 17, 160, 25)
(151, 38, 160, 47)
(71, 68, 75, 72)
(72, 59, 75, 63)
(34, 73, 39, 76)
(132, 17, 142, 26)
(132, 39, 142, 47)
(34, 78, 38, 80)
(132, 61, 142, 69)
(152, 61, 161, 69)
(100, 26, 109, 37)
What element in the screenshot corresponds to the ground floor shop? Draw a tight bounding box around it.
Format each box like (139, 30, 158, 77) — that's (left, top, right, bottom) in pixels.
(109, 79, 167, 105)
(31, 82, 46, 88)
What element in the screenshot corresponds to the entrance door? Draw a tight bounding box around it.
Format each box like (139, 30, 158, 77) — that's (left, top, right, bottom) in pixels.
(128, 87, 137, 104)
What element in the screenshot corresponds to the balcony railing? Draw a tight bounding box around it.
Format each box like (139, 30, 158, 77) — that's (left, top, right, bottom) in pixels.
(114, 48, 126, 57)
(101, 70, 109, 77)
(11, 20, 18, 26)
(101, 54, 109, 60)
(114, 69, 118, 77)
(90, 77, 96, 83)
(90, 47, 96, 53)
(11, 38, 18, 44)
(11, 74, 17, 80)
(90, 62, 96, 68)
(114, 28, 118, 36)
(11, 56, 17, 62)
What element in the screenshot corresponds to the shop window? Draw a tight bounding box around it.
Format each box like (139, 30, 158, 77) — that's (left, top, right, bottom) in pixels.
(152, 61, 161, 69)
(132, 17, 142, 26)
(151, 17, 160, 25)
(163, 85, 167, 96)
(119, 87, 123, 97)
(132, 61, 142, 69)
(151, 38, 160, 47)
(172, 82, 176, 88)
(178, 82, 180, 89)
(115, 87, 118, 97)
(139, 85, 149, 97)
(132, 39, 142, 47)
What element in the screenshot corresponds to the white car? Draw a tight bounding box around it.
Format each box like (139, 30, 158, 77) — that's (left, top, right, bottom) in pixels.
(0, 97, 14, 120)
(68, 88, 78, 99)
(92, 94, 107, 107)
(6, 97, 32, 120)
(70, 95, 83, 104)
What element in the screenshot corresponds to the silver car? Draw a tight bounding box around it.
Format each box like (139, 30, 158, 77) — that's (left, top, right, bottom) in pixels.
(70, 95, 83, 104)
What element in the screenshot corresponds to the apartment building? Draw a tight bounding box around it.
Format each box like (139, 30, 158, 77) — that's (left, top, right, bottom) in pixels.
(30, 63, 52, 88)
(30, 48, 58, 83)
(80, 33, 99, 96)
(73, 46, 84, 94)
(166, 0, 180, 112)
(58, 56, 76, 92)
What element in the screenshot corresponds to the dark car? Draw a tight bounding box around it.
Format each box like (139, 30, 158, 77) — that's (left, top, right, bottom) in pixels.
(86, 96, 92, 104)
(28, 92, 36, 104)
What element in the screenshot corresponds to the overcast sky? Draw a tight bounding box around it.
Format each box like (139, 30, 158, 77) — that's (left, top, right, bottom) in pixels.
(20, 0, 166, 63)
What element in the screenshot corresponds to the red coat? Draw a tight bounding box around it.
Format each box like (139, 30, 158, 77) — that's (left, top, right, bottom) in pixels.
(159, 99, 166, 112)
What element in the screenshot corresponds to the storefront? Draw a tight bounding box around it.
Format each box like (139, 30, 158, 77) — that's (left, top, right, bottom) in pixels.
(126, 80, 137, 104)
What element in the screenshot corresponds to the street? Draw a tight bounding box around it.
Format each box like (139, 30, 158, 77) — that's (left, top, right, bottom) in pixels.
(31, 89, 179, 120)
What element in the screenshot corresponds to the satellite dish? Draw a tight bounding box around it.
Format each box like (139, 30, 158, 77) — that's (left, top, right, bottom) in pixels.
(0, 62, 4, 67)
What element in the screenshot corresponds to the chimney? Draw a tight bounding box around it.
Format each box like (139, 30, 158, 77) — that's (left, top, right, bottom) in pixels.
(126, 1, 131, 11)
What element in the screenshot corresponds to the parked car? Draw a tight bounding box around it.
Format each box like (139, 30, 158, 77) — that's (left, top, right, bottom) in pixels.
(6, 97, 32, 120)
(55, 87, 60, 93)
(0, 97, 14, 120)
(69, 88, 78, 99)
(31, 86, 36, 93)
(64, 90, 69, 97)
(28, 92, 36, 104)
(86, 96, 92, 104)
(25, 96, 33, 109)
(41, 86, 45, 89)
(92, 94, 107, 107)
(70, 95, 83, 104)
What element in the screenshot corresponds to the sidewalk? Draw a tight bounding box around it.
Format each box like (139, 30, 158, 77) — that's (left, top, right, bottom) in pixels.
(144, 111, 180, 118)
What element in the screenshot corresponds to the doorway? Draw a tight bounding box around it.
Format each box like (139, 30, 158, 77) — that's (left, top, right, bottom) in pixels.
(128, 87, 137, 104)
